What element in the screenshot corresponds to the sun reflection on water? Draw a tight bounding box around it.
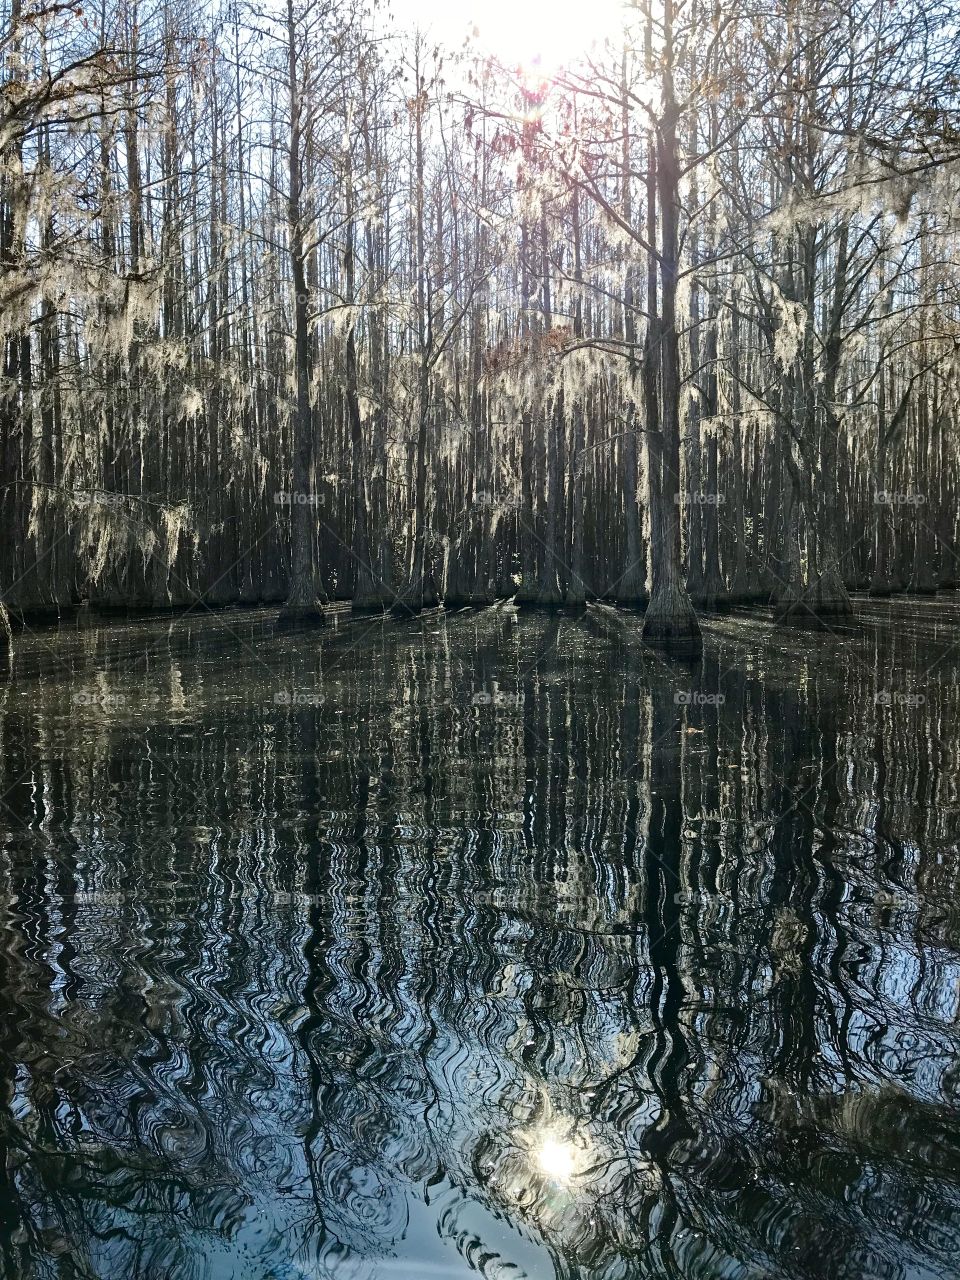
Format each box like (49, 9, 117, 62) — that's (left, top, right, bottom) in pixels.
(522, 1119, 588, 1187)
(536, 1136, 576, 1182)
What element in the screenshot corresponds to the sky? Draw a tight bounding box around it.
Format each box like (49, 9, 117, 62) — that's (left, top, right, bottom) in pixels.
(384, 0, 628, 71)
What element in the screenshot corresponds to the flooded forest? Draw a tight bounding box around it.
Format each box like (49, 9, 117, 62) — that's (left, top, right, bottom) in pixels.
(2, 0, 960, 1276)
(3, 0, 960, 636)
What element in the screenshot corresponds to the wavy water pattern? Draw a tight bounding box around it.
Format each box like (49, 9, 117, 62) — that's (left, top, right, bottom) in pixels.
(0, 599, 959, 1278)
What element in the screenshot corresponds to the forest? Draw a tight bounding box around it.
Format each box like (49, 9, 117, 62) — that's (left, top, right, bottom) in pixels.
(5, 1, 960, 1275)
(3, 0, 960, 643)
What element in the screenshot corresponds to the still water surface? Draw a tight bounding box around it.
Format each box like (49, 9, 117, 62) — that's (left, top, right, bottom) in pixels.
(1, 598, 959, 1279)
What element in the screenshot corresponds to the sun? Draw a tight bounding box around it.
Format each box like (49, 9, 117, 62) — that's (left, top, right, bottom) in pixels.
(390, 0, 627, 72)
(471, 0, 625, 69)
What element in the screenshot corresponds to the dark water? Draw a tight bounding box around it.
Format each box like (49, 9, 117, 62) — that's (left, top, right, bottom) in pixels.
(2, 598, 960, 1280)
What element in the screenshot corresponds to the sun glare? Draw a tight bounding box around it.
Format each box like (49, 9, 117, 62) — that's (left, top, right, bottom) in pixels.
(474, 0, 625, 69)
(391, 0, 626, 71)
(536, 1137, 577, 1182)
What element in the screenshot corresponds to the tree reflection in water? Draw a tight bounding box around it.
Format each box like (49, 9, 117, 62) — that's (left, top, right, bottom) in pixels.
(1, 598, 959, 1278)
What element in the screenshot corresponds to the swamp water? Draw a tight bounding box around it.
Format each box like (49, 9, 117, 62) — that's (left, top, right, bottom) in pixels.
(1, 597, 959, 1279)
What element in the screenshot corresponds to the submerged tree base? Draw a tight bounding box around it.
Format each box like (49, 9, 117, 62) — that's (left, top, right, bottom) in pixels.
(777, 563, 853, 625)
(351, 589, 394, 613)
(642, 583, 702, 649)
(390, 596, 423, 617)
(512, 578, 540, 609)
(390, 571, 440, 617)
(276, 604, 326, 631)
(444, 581, 497, 608)
(513, 592, 587, 612)
(514, 583, 568, 611)
(532, 578, 566, 609)
(441, 590, 473, 609)
(390, 589, 438, 617)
